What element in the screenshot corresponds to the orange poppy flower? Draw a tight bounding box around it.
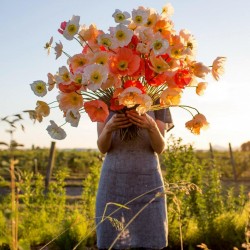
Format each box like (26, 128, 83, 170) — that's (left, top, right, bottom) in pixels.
(35, 101, 50, 122)
(84, 100, 109, 122)
(123, 80, 146, 93)
(125, 35, 139, 51)
(153, 19, 173, 40)
(58, 82, 82, 93)
(110, 97, 125, 111)
(109, 47, 140, 76)
(174, 69, 192, 88)
(57, 92, 83, 112)
(68, 53, 88, 73)
(185, 114, 209, 135)
(145, 59, 167, 86)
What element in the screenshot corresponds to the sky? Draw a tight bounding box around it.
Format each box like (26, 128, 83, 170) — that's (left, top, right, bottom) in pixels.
(0, 0, 250, 151)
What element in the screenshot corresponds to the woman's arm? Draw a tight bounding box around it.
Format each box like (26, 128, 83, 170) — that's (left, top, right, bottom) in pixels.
(126, 110, 166, 154)
(97, 114, 132, 154)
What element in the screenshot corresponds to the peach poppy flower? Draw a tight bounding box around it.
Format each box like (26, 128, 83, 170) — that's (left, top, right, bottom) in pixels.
(118, 87, 143, 108)
(109, 47, 140, 76)
(68, 53, 88, 73)
(78, 24, 100, 43)
(91, 51, 109, 66)
(185, 114, 209, 135)
(144, 9, 157, 28)
(101, 73, 122, 89)
(179, 29, 197, 57)
(84, 100, 109, 122)
(136, 42, 150, 54)
(97, 33, 118, 50)
(161, 3, 174, 18)
(212, 57, 226, 81)
(170, 44, 185, 60)
(57, 92, 83, 112)
(160, 87, 182, 105)
(55, 66, 71, 85)
(153, 19, 173, 40)
(58, 82, 82, 93)
(35, 101, 50, 122)
(54, 41, 63, 59)
(191, 62, 211, 79)
(149, 52, 170, 74)
(136, 94, 153, 115)
(196, 82, 208, 96)
(46, 120, 66, 140)
(138, 27, 154, 43)
(47, 73, 56, 91)
(113, 87, 124, 98)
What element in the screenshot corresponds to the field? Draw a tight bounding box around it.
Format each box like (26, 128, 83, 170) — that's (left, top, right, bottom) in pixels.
(0, 137, 250, 250)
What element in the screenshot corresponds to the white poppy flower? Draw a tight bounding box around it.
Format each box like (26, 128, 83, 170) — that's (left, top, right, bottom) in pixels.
(65, 109, 80, 127)
(55, 66, 71, 85)
(112, 9, 131, 25)
(46, 120, 66, 140)
(132, 7, 150, 26)
(63, 15, 80, 40)
(113, 24, 133, 47)
(30, 80, 47, 97)
(97, 33, 118, 49)
(84, 64, 108, 91)
(151, 37, 169, 56)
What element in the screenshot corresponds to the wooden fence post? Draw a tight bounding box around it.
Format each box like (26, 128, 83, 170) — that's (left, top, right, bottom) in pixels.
(209, 142, 215, 168)
(10, 158, 19, 250)
(45, 141, 56, 193)
(33, 158, 38, 175)
(229, 142, 237, 181)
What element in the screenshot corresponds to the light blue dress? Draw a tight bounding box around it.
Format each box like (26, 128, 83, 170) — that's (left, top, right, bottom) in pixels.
(95, 109, 173, 249)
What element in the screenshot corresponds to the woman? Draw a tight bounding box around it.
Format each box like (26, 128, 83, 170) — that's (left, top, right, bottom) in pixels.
(95, 108, 173, 250)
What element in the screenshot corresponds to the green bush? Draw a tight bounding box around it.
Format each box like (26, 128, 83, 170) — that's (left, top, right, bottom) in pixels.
(162, 136, 247, 249)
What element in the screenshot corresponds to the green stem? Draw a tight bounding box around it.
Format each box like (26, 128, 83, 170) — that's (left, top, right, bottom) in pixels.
(73, 36, 84, 47)
(77, 34, 94, 53)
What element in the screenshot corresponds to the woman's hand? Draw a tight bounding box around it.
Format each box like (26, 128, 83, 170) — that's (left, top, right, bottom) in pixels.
(126, 110, 157, 132)
(105, 113, 132, 133)
(97, 113, 132, 154)
(126, 109, 166, 154)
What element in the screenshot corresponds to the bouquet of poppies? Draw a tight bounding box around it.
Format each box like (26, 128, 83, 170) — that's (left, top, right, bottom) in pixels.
(28, 3, 226, 140)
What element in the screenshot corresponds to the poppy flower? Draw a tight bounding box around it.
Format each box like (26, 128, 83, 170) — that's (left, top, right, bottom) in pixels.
(212, 57, 226, 81)
(174, 69, 192, 88)
(46, 120, 67, 140)
(84, 100, 109, 122)
(118, 87, 143, 108)
(123, 80, 146, 94)
(185, 114, 209, 135)
(109, 47, 140, 76)
(110, 97, 125, 111)
(57, 92, 83, 112)
(35, 101, 50, 122)
(58, 82, 82, 93)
